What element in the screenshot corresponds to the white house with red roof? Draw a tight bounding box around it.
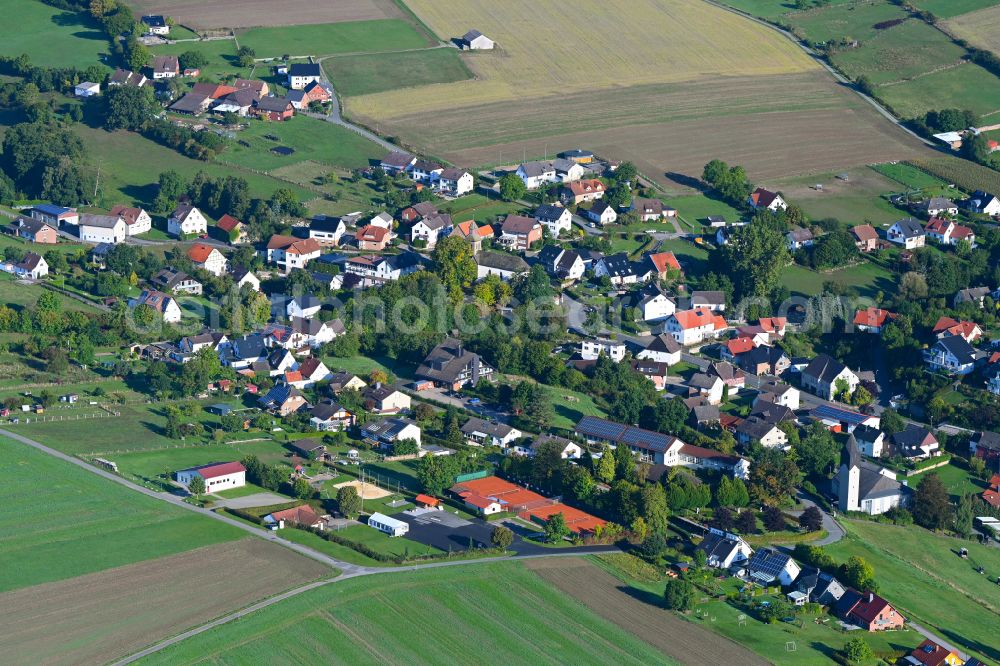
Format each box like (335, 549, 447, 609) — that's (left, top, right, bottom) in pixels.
(664, 308, 728, 345)
(109, 205, 152, 236)
(131, 289, 182, 323)
(645, 251, 682, 280)
(187, 243, 227, 276)
(933, 316, 983, 343)
(176, 461, 246, 492)
(266, 235, 322, 273)
(853, 307, 898, 334)
(748, 188, 787, 212)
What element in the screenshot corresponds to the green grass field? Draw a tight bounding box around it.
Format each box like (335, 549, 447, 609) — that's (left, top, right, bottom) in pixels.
(787, 2, 910, 44)
(0, 274, 100, 313)
(0, 435, 242, 592)
(871, 161, 948, 190)
(150, 39, 239, 81)
(717, 0, 857, 20)
(656, 237, 711, 277)
(438, 194, 526, 224)
(663, 194, 743, 227)
(238, 19, 431, 59)
(907, 463, 986, 500)
(826, 520, 1000, 660)
(911, 0, 999, 19)
(831, 20, 966, 85)
(3, 0, 110, 69)
(780, 261, 896, 298)
(877, 62, 1000, 118)
(324, 48, 471, 97)
(71, 125, 314, 210)
(220, 116, 385, 172)
(335, 524, 442, 558)
(537, 383, 609, 431)
(108, 439, 295, 486)
(136, 560, 670, 665)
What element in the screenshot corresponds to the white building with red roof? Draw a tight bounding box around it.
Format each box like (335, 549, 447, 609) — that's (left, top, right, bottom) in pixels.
(664, 308, 728, 345)
(266, 235, 322, 273)
(748, 187, 787, 212)
(109, 205, 152, 236)
(175, 461, 246, 492)
(187, 243, 227, 276)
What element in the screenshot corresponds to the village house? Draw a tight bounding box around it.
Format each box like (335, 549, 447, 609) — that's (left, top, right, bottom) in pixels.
(266, 235, 322, 273)
(633, 358, 672, 390)
(309, 400, 355, 431)
(697, 529, 754, 569)
(416, 338, 494, 390)
(755, 381, 800, 410)
(580, 338, 626, 362)
(150, 55, 179, 79)
(264, 505, 325, 531)
(79, 214, 127, 244)
(109, 205, 152, 236)
(450, 220, 493, 254)
(476, 251, 529, 281)
(2, 252, 48, 280)
(258, 383, 308, 416)
(7, 217, 57, 244)
(853, 424, 886, 458)
(410, 213, 453, 248)
(853, 307, 898, 334)
(141, 14, 169, 34)
(362, 384, 411, 414)
(664, 308, 728, 346)
(904, 639, 963, 666)
(287, 63, 321, 90)
(964, 190, 1000, 216)
(401, 201, 438, 223)
(629, 283, 676, 322)
(933, 316, 983, 343)
(736, 417, 787, 448)
(287, 439, 331, 462)
(151, 267, 202, 295)
(131, 289, 182, 323)
(380, 151, 416, 175)
(329, 371, 367, 394)
(748, 188, 787, 212)
(179, 331, 228, 354)
(461, 417, 522, 448)
(169, 92, 212, 116)
(521, 435, 582, 459)
(216, 214, 245, 243)
(636, 333, 682, 365)
(74, 81, 100, 98)
(176, 461, 245, 493)
(970, 431, 1000, 468)
(786, 226, 814, 251)
(355, 225, 392, 251)
(254, 96, 294, 121)
(186, 243, 227, 277)
(499, 215, 542, 250)
(801, 354, 859, 400)
(891, 424, 939, 459)
(594, 253, 645, 286)
(31, 204, 78, 227)
(283, 294, 322, 320)
(795, 568, 846, 606)
(436, 168, 474, 196)
(645, 251, 682, 281)
(631, 198, 676, 222)
(534, 204, 572, 236)
(690, 290, 726, 312)
(409, 159, 444, 184)
(746, 547, 801, 586)
(584, 200, 617, 225)
(886, 218, 926, 249)
(921, 197, 958, 217)
(537, 246, 585, 281)
(923, 336, 981, 375)
(168, 205, 208, 237)
(560, 179, 606, 205)
(850, 224, 880, 252)
(109, 68, 147, 88)
(234, 78, 269, 99)
(953, 287, 990, 309)
(360, 418, 422, 451)
(734, 344, 790, 376)
(835, 590, 904, 632)
(303, 216, 346, 248)
(688, 372, 725, 405)
(515, 161, 558, 189)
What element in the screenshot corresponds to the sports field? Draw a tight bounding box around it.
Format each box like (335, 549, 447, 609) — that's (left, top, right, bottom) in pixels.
(3, 0, 110, 69)
(0, 538, 330, 665)
(135, 560, 673, 665)
(0, 435, 242, 591)
(340, 0, 930, 182)
(127, 0, 404, 29)
(826, 519, 1000, 661)
(945, 5, 1000, 60)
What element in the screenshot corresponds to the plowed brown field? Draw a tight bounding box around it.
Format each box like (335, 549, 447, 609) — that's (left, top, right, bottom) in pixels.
(526, 557, 769, 666)
(0, 538, 330, 666)
(127, 0, 402, 29)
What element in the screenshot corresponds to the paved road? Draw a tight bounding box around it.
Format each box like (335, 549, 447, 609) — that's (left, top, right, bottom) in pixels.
(790, 492, 845, 546)
(907, 621, 970, 663)
(305, 56, 400, 152)
(213, 492, 291, 510)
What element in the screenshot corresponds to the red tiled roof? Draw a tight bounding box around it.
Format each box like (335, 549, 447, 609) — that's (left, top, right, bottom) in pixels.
(195, 461, 245, 479)
(673, 308, 726, 331)
(853, 307, 897, 328)
(564, 179, 605, 196)
(267, 234, 322, 254)
(909, 639, 958, 666)
(110, 205, 144, 225)
(356, 225, 389, 243)
(647, 251, 681, 274)
(187, 243, 217, 264)
(951, 225, 974, 240)
(925, 217, 953, 235)
(462, 493, 501, 509)
(750, 187, 779, 208)
(850, 224, 878, 242)
(415, 494, 440, 507)
(726, 337, 756, 355)
(269, 505, 321, 526)
(217, 214, 242, 232)
(847, 592, 895, 625)
(983, 489, 1000, 509)
(284, 370, 303, 383)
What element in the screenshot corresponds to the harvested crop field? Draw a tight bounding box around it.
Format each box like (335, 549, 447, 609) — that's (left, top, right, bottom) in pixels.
(945, 5, 1000, 60)
(526, 557, 768, 666)
(0, 538, 331, 666)
(348, 0, 931, 182)
(127, 0, 403, 29)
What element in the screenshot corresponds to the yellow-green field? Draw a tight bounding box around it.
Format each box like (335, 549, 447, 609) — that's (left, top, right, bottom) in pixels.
(342, 0, 931, 183)
(945, 5, 1000, 60)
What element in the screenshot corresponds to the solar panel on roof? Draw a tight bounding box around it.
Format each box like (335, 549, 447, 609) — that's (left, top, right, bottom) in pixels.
(621, 428, 671, 452)
(576, 416, 627, 440)
(750, 550, 789, 578)
(812, 404, 868, 424)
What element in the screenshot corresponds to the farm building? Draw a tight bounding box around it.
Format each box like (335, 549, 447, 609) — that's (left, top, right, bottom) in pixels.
(264, 505, 325, 530)
(175, 461, 246, 493)
(460, 29, 494, 50)
(368, 512, 409, 537)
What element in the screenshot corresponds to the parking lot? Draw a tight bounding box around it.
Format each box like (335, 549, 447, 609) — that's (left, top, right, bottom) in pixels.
(397, 509, 496, 552)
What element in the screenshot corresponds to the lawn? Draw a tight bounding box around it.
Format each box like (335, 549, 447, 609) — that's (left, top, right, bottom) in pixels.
(914, 0, 1000, 19)
(831, 19, 967, 85)
(324, 48, 472, 97)
(787, 3, 911, 45)
(108, 439, 295, 486)
(773, 170, 908, 227)
(135, 561, 669, 665)
(907, 463, 986, 501)
(2, 0, 111, 69)
(323, 353, 404, 380)
(826, 519, 1000, 661)
(335, 524, 442, 558)
(438, 193, 527, 224)
(779, 261, 897, 299)
(150, 39, 239, 82)
(362, 459, 422, 493)
(871, 162, 948, 191)
(238, 19, 431, 58)
(221, 116, 385, 172)
(664, 193, 744, 227)
(536, 382, 608, 432)
(876, 62, 1000, 119)
(274, 161, 383, 214)
(0, 435, 242, 592)
(656, 237, 711, 277)
(0, 273, 100, 313)
(71, 124, 314, 210)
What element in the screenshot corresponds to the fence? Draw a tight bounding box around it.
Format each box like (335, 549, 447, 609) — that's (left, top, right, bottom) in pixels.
(6, 411, 120, 424)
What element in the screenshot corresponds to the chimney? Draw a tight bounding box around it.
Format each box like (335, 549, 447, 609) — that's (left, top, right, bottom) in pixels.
(868, 592, 874, 603)
(375, 382, 382, 390)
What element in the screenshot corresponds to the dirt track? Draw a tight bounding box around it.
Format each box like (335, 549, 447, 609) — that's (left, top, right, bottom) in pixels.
(0, 539, 330, 666)
(126, 0, 401, 29)
(526, 558, 770, 666)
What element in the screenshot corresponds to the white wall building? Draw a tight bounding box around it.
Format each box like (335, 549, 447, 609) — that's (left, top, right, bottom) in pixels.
(79, 214, 127, 244)
(176, 461, 245, 493)
(580, 338, 626, 362)
(368, 512, 409, 537)
(168, 205, 208, 237)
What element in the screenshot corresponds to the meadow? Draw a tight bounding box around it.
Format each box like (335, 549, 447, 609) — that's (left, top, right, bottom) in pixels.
(438, 193, 526, 224)
(0, 435, 243, 592)
(0, 274, 99, 313)
(826, 519, 1000, 660)
(238, 19, 431, 59)
(830, 20, 966, 85)
(108, 439, 297, 486)
(4, 0, 110, 69)
(779, 261, 897, 299)
(126, 0, 405, 29)
(772, 166, 909, 226)
(150, 39, 239, 81)
(324, 48, 472, 97)
(871, 161, 949, 190)
(916, 0, 1000, 20)
(136, 561, 671, 665)
(876, 62, 1000, 119)
(945, 4, 1000, 59)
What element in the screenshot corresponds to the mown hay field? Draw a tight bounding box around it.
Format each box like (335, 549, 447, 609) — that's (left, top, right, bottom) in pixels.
(0, 539, 331, 666)
(945, 5, 1000, 59)
(344, 0, 931, 183)
(135, 561, 672, 665)
(127, 0, 403, 29)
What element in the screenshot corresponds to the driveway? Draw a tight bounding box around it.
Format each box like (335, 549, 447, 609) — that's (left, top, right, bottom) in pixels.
(213, 492, 290, 510)
(790, 492, 845, 546)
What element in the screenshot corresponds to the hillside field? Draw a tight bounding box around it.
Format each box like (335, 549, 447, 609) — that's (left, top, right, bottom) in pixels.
(341, 0, 929, 183)
(0, 435, 243, 591)
(135, 560, 674, 665)
(945, 5, 1000, 60)
(125, 0, 405, 29)
(3, 0, 110, 69)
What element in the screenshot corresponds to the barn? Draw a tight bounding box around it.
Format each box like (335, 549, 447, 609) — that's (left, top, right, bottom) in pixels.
(175, 461, 246, 493)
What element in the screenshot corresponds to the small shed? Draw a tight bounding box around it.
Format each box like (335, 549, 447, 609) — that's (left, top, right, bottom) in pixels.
(207, 403, 233, 416)
(75, 81, 100, 98)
